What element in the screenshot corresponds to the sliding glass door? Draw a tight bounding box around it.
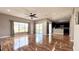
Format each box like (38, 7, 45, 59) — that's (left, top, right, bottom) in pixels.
(35, 23, 43, 44)
(36, 23, 43, 34)
(14, 22, 28, 34)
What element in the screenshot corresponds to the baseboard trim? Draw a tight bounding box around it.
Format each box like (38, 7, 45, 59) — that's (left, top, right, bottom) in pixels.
(0, 36, 10, 39)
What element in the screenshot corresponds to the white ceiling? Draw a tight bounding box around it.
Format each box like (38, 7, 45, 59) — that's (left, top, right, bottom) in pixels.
(0, 7, 73, 21)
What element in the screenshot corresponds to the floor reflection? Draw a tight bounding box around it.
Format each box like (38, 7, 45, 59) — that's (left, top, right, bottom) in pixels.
(48, 34, 52, 43)
(36, 33, 43, 44)
(0, 34, 73, 51)
(14, 35, 29, 50)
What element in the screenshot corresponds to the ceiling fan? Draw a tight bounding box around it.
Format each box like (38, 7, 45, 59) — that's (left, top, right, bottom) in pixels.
(26, 13, 38, 20)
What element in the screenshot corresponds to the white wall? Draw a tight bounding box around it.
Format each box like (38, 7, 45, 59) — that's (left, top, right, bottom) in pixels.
(43, 21, 48, 35)
(70, 8, 75, 41)
(73, 8, 79, 51)
(0, 14, 10, 37)
(70, 8, 79, 51)
(29, 21, 35, 34)
(74, 25, 79, 50)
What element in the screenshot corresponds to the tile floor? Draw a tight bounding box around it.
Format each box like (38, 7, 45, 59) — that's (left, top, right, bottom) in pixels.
(0, 33, 73, 51)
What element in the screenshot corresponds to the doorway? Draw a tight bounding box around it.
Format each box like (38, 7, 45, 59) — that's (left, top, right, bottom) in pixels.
(52, 21, 70, 36)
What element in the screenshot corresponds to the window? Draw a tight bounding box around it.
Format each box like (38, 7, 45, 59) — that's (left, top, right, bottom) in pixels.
(14, 22, 28, 33)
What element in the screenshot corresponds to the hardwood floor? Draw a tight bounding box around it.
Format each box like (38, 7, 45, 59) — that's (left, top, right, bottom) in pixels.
(0, 34, 73, 51)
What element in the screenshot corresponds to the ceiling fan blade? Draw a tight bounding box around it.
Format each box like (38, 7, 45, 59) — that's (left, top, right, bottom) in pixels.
(25, 13, 38, 19)
(34, 16, 38, 18)
(33, 14, 36, 15)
